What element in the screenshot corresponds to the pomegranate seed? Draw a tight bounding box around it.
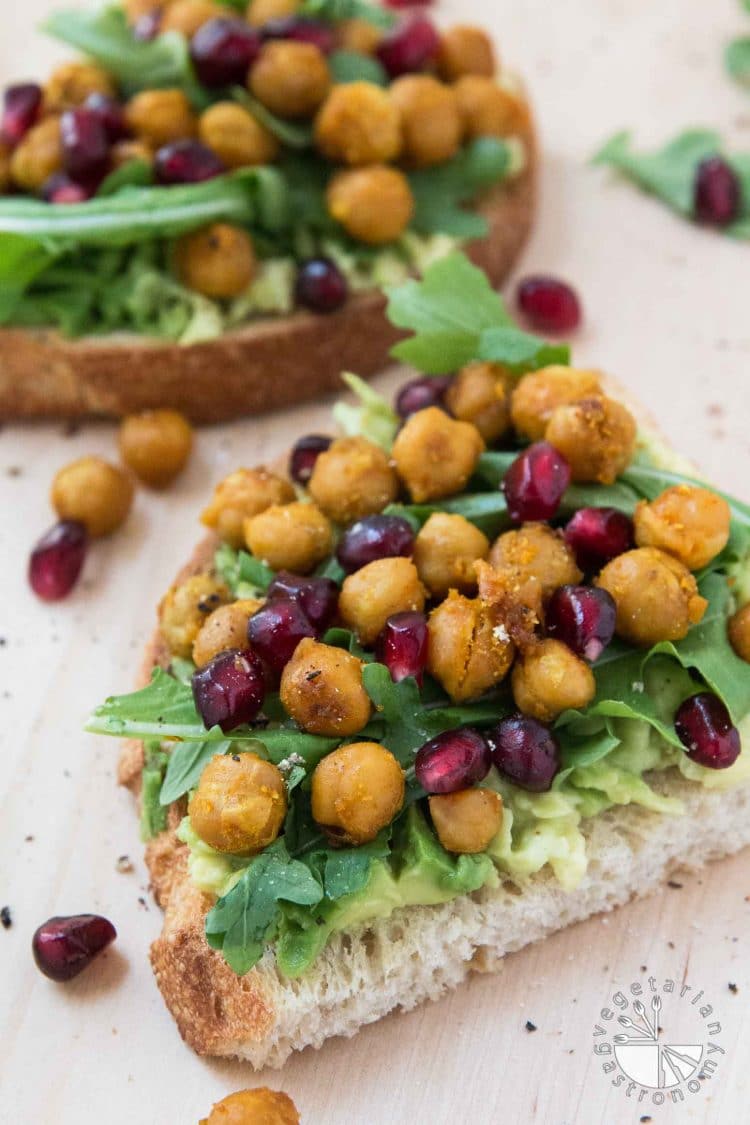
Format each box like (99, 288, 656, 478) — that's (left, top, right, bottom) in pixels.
(694, 156, 741, 227)
(192, 648, 266, 732)
(1, 83, 42, 146)
(133, 9, 161, 40)
(262, 17, 337, 54)
(28, 521, 88, 601)
(83, 93, 128, 142)
(32, 914, 116, 982)
(675, 693, 741, 770)
(295, 258, 348, 314)
(191, 18, 262, 87)
(42, 173, 94, 204)
(154, 140, 225, 185)
(415, 727, 491, 794)
(289, 433, 332, 485)
(502, 441, 571, 523)
(60, 108, 110, 180)
(267, 571, 339, 632)
(564, 506, 634, 573)
(488, 714, 561, 792)
(376, 611, 428, 684)
(395, 375, 452, 419)
(336, 514, 415, 574)
(546, 584, 616, 662)
(385, 0, 433, 7)
(376, 15, 440, 77)
(517, 276, 581, 334)
(247, 599, 316, 678)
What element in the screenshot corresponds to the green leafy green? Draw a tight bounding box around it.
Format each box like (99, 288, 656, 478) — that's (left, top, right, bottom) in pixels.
(97, 159, 154, 197)
(322, 833, 391, 899)
(408, 138, 512, 239)
(328, 49, 388, 86)
(386, 491, 511, 537)
(478, 327, 570, 373)
(332, 372, 400, 451)
(141, 745, 169, 840)
(300, 0, 395, 29)
(0, 234, 56, 321)
(214, 543, 275, 597)
(159, 739, 233, 806)
(726, 36, 750, 89)
(231, 87, 315, 150)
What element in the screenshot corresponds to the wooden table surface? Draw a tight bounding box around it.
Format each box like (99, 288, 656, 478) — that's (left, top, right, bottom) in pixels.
(2, 1, 750, 1122)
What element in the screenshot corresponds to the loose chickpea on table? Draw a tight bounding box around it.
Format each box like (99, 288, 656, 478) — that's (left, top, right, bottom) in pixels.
(200, 1086, 300, 1124)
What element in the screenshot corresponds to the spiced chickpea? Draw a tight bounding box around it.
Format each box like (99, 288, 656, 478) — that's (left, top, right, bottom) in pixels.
(124, 89, 197, 148)
(338, 18, 382, 55)
(545, 395, 637, 485)
(201, 1087, 300, 1125)
(427, 592, 515, 702)
(44, 62, 116, 112)
(244, 502, 333, 574)
(489, 523, 582, 615)
(51, 456, 134, 538)
(314, 82, 402, 166)
(10, 118, 63, 192)
(280, 638, 372, 736)
(413, 513, 490, 598)
(189, 753, 287, 855)
(192, 598, 264, 667)
(455, 75, 529, 139)
(634, 485, 731, 572)
(392, 407, 485, 504)
(445, 362, 511, 444)
(249, 41, 331, 119)
(429, 789, 502, 854)
(311, 742, 404, 846)
(510, 366, 602, 442)
(110, 139, 153, 169)
(160, 574, 230, 658)
(308, 436, 399, 524)
(596, 547, 707, 647)
(161, 0, 228, 36)
(327, 165, 414, 245)
(389, 76, 462, 168)
(201, 468, 295, 547)
(512, 638, 595, 722)
(175, 223, 256, 299)
(247, 0, 299, 25)
(729, 604, 750, 664)
(437, 25, 496, 81)
(339, 558, 426, 645)
(199, 102, 279, 168)
(118, 409, 193, 488)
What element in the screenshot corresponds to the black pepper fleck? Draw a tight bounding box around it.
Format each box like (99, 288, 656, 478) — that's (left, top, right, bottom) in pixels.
(232, 754, 241, 762)
(728, 982, 738, 994)
(667, 880, 683, 889)
(524, 1020, 537, 1032)
(1, 906, 12, 929)
(306, 669, 322, 681)
(640, 1117, 652, 1123)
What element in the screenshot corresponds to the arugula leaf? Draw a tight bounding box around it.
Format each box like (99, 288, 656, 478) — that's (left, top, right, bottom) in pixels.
(159, 739, 233, 806)
(332, 372, 400, 451)
(726, 36, 750, 88)
(141, 745, 169, 840)
(231, 87, 314, 149)
(328, 49, 388, 86)
(214, 543, 275, 596)
(408, 138, 511, 239)
(322, 627, 374, 662)
(478, 327, 570, 373)
(96, 159, 153, 197)
(386, 491, 511, 536)
(0, 234, 56, 321)
(300, 0, 395, 28)
(323, 832, 391, 899)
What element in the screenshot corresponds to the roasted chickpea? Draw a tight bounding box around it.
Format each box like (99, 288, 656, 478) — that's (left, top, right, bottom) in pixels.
(199, 102, 279, 169)
(189, 753, 287, 855)
(201, 1087, 300, 1125)
(311, 742, 404, 846)
(118, 409, 193, 488)
(201, 468, 295, 547)
(489, 523, 582, 615)
(247, 0, 299, 25)
(110, 139, 153, 169)
(596, 547, 707, 647)
(339, 558, 426, 644)
(510, 365, 602, 442)
(44, 62, 116, 112)
(634, 484, 731, 572)
(161, 0, 228, 36)
(249, 41, 331, 119)
(427, 592, 515, 702)
(392, 407, 485, 504)
(124, 89, 197, 148)
(545, 395, 637, 485)
(338, 18, 382, 55)
(175, 223, 256, 300)
(455, 75, 528, 139)
(314, 82, 402, 166)
(192, 598, 264, 667)
(729, 604, 750, 664)
(10, 117, 63, 192)
(445, 362, 511, 443)
(414, 513, 489, 598)
(280, 637, 372, 736)
(244, 501, 333, 574)
(327, 165, 414, 245)
(308, 436, 399, 524)
(160, 574, 230, 658)
(389, 76, 462, 168)
(511, 638, 595, 722)
(429, 789, 502, 854)
(51, 456, 134, 538)
(437, 25, 496, 81)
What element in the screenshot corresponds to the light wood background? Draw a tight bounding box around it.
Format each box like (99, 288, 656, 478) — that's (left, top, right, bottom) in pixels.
(1, 1, 750, 1122)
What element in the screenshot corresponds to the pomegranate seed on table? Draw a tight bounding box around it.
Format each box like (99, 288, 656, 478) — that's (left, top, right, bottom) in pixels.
(295, 258, 348, 314)
(376, 16, 440, 77)
(395, 376, 452, 419)
(487, 714, 561, 792)
(154, 140, 225, 185)
(337, 514, 415, 574)
(190, 18, 263, 87)
(289, 434, 332, 484)
(376, 611, 428, 683)
(83, 93, 128, 142)
(262, 17, 337, 54)
(192, 648, 266, 731)
(247, 598, 316, 677)
(415, 728, 491, 794)
(42, 173, 95, 204)
(516, 276, 582, 334)
(267, 571, 339, 632)
(60, 108, 110, 180)
(502, 441, 571, 523)
(675, 693, 741, 769)
(1, 83, 42, 146)
(32, 914, 116, 982)
(28, 521, 88, 601)
(546, 584, 616, 662)
(694, 156, 741, 227)
(564, 506, 634, 573)
(133, 9, 161, 40)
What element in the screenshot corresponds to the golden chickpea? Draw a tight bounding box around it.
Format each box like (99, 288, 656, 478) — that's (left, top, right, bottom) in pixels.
(247, 0, 299, 25)
(160, 574, 230, 659)
(437, 25, 497, 81)
(10, 117, 63, 192)
(249, 41, 331, 119)
(124, 89, 197, 148)
(308, 436, 399, 524)
(192, 598, 263, 667)
(161, 0, 228, 36)
(729, 604, 750, 664)
(327, 165, 414, 245)
(118, 409, 193, 488)
(510, 365, 602, 443)
(339, 558, 426, 645)
(427, 592, 515, 702)
(392, 407, 485, 504)
(414, 513, 489, 598)
(455, 75, 529, 139)
(633, 484, 731, 572)
(511, 638, 595, 722)
(445, 362, 511, 444)
(311, 742, 404, 846)
(110, 139, 153, 169)
(201, 468, 295, 547)
(280, 638, 372, 736)
(489, 523, 582, 616)
(545, 395, 637, 485)
(201, 1087, 300, 1125)
(314, 81, 402, 166)
(389, 76, 462, 168)
(51, 456, 134, 538)
(429, 789, 502, 854)
(44, 62, 116, 113)
(189, 753, 287, 856)
(596, 547, 707, 647)
(337, 18, 382, 55)
(175, 223, 256, 300)
(199, 102, 279, 169)
(244, 502, 333, 574)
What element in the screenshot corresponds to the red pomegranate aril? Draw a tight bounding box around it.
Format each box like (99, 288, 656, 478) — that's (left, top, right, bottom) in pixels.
(267, 571, 339, 632)
(155, 140, 225, 185)
(694, 156, 741, 228)
(262, 17, 337, 54)
(336, 514, 415, 574)
(376, 15, 440, 77)
(32, 914, 116, 982)
(385, 0, 433, 7)
(289, 433, 332, 484)
(28, 520, 88, 601)
(546, 584, 616, 662)
(84, 93, 128, 142)
(415, 727, 491, 794)
(192, 648, 266, 732)
(191, 18, 262, 87)
(247, 598, 316, 678)
(60, 108, 110, 180)
(675, 693, 741, 770)
(2, 83, 42, 146)
(395, 375, 452, 419)
(42, 173, 94, 204)
(295, 258, 348, 313)
(376, 611, 428, 684)
(502, 441, 571, 523)
(517, 275, 581, 334)
(564, 506, 634, 573)
(133, 9, 161, 40)
(488, 714, 561, 792)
